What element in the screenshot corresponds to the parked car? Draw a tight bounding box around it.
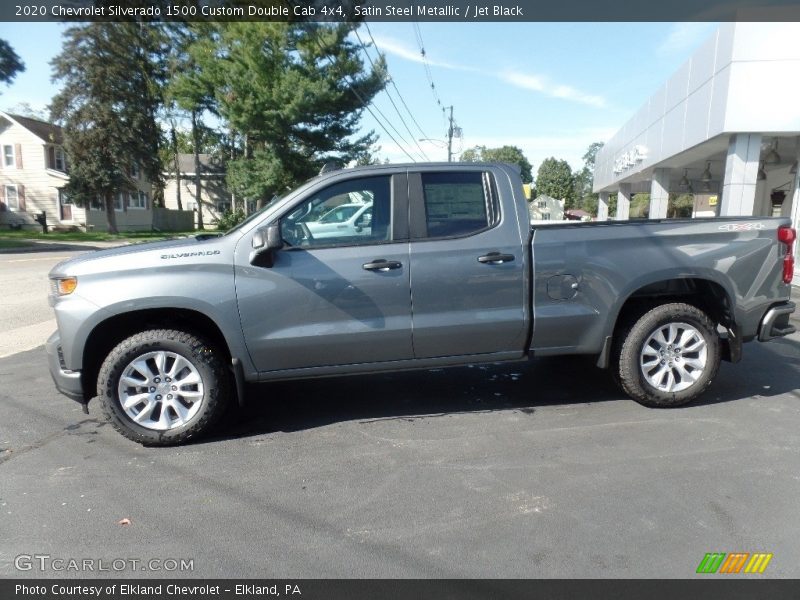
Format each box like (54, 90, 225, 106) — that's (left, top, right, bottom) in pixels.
(46, 163, 796, 445)
(304, 201, 372, 239)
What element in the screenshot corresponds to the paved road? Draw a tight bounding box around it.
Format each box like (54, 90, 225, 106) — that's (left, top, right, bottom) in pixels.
(0, 251, 84, 358)
(1, 331, 799, 578)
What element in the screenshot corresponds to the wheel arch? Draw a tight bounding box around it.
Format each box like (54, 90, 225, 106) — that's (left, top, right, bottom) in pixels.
(81, 308, 233, 402)
(598, 275, 736, 368)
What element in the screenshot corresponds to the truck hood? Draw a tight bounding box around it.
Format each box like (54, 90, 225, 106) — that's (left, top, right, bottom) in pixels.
(49, 235, 232, 278)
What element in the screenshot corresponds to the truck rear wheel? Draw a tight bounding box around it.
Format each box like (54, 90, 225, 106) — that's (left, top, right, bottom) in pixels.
(97, 329, 230, 445)
(615, 303, 720, 407)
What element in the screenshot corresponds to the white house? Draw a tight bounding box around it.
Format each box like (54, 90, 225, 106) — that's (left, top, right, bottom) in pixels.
(0, 111, 155, 231)
(529, 194, 565, 222)
(163, 153, 233, 229)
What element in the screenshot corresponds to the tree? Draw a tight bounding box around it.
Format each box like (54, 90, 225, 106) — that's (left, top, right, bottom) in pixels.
(50, 23, 166, 233)
(165, 22, 218, 227)
(573, 141, 606, 213)
(460, 145, 533, 183)
(0, 39, 24, 88)
(535, 157, 574, 206)
(191, 22, 387, 208)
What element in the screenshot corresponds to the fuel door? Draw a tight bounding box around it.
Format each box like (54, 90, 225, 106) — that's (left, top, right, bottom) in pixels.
(546, 274, 579, 300)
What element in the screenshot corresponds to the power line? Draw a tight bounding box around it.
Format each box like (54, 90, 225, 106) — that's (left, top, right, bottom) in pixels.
(412, 22, 444, 115)
(310, 24, 417, 163)
(354, 27, 429, 161)
(363, 22, 432, 142)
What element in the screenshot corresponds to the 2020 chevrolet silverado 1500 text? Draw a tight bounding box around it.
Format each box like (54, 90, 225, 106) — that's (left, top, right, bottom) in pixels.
(46, 163, 797, 445)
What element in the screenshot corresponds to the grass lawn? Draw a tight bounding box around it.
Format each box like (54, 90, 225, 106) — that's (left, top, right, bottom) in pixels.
(0, 229, 203, 244)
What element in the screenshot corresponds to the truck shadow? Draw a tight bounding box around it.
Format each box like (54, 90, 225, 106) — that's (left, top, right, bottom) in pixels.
(208, 336, 800, 442)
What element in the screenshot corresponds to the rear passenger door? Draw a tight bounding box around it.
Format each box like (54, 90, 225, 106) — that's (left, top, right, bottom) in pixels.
(407, 169, 527, 359)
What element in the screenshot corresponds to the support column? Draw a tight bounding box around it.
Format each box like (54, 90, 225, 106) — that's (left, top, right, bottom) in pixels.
(719, 133, 762, 216)
(616, 183, 631, 220)
(649, 168, 670, 219)
(597, 191, 609, 221)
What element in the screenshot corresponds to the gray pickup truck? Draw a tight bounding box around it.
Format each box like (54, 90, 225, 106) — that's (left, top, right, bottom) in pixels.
(46, 163, 796, 445)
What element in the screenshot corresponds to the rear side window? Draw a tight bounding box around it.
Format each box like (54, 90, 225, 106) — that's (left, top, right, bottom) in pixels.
(421, 171, 498, 238)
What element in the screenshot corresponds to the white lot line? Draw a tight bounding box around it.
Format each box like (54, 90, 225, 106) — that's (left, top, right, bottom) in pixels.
(0, 319, 57, 359)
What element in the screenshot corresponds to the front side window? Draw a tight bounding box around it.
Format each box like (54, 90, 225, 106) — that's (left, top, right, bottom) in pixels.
(281, 176, 391, 248)
(421, 171, 496, 238)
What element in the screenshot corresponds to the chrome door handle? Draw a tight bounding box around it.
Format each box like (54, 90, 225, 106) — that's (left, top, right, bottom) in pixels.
(363, 259, 402, 272)
(477, 252, 515, 264)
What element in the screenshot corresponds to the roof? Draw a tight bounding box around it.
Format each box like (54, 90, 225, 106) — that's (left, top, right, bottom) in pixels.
(3, 113, 63, 144)
(169, 153, 226, 175)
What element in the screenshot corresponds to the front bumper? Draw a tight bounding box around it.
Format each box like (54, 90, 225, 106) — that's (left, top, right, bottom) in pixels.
(45, 330, 85, 403)
(758, 301, 796, 342)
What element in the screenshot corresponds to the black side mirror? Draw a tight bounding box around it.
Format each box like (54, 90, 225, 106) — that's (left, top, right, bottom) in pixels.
(250, 224, 282, 266)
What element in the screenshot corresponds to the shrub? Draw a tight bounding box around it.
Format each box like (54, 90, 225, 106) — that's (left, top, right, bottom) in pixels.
(216, 208, 247, 231)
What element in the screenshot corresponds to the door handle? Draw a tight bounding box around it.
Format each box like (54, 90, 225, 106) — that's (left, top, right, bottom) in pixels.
(363, 259, 402, 272)
(477, 252, 515, 264)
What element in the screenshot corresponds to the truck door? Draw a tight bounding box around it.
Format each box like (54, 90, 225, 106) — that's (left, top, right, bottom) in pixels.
(235, 173, 413, 372)
(407, 169, 527, 358)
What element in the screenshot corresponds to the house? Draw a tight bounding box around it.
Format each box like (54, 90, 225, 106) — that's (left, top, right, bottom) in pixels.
(163, 153, 233, 229)
(0, 111, 155, 231)
(529, 194, 565, 222)
(564, 209, 593, 221)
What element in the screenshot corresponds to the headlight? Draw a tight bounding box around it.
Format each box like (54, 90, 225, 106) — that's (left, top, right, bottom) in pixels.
(51, 277, 78, 296)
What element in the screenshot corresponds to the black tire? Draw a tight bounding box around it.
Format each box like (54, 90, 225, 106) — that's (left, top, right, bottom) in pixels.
(97, 329, 231, 446)
(614, 303, 720, 407)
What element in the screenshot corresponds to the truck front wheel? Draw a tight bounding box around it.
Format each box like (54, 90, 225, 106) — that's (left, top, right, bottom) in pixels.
(97, 329, 230, 445)
(615, 303, 721, 407)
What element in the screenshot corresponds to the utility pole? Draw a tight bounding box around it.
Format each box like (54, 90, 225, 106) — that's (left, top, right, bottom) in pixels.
(445, 105, 454, 162)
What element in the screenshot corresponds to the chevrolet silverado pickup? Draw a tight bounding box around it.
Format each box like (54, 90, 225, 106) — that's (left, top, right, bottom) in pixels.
(46, 163, 797, 445)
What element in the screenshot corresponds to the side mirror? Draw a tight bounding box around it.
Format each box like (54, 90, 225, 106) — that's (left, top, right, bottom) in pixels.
(252, 224, 282, 251)
(250, 224, 282, 266)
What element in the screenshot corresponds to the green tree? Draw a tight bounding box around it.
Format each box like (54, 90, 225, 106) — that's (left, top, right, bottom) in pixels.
(50, 23, 166, 233)
(535, 157, 574, 207)
(192, 22, 387, 208)
(164, 22, 218, 226)
(0, 39, 24, 88)
(573, 141, 605, 214)
(460, 145, 533, 183)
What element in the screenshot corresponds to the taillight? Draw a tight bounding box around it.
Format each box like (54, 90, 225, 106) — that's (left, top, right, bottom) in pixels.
(778, 226, 796, 284)
(778, 225, 796, 245)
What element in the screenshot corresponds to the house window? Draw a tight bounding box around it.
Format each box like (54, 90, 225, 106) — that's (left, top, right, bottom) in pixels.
(115, 192, 126, 211)
(129, 190, 148, 209)
(91, 196, 105, 211)
(4, 185, 18, 210)
(54, 147, 66, 171)
(537, 200, 546, 208)
(215, 200, 231, 214)
(3, 145, 15, 168)
(130, 163, 140, 179)
(541, 213, 551, 220)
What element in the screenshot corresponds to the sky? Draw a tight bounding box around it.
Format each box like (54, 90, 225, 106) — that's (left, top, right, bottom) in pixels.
(0, 21, 718, 172)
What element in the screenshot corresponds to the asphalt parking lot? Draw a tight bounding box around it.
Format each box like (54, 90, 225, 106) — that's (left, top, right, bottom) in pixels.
(1, 317, 799, 578)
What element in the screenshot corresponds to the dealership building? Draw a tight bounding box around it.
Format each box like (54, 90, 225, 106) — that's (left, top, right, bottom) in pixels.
(593, 22, 800, 285)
